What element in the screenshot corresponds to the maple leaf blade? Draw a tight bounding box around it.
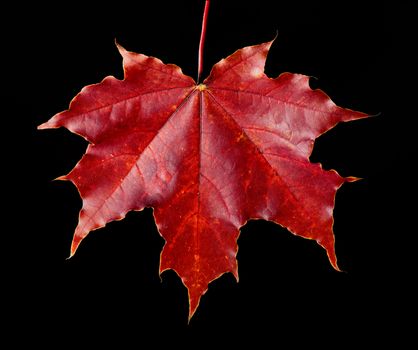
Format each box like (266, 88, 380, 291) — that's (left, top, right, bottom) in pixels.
(39, 38, 368, 320)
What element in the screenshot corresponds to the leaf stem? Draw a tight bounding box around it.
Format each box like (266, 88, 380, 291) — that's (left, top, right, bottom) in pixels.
(197, 0, 210, 83)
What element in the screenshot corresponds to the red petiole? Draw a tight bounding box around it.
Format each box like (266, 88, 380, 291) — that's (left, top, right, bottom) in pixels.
(197, 0, 210, 83)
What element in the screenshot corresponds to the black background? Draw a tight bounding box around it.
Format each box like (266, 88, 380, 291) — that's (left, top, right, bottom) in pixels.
(4, 0, 412, 345)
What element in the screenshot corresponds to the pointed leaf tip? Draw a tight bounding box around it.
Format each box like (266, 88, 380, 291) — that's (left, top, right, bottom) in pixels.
(115, 39, 125, 54)
(346, 176, 362, 183)
(70, 235, 82, 258)
(37, 122, 50, 130)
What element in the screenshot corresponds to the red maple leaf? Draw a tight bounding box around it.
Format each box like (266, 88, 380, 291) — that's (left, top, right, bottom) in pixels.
(39, 1, 367, 319)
